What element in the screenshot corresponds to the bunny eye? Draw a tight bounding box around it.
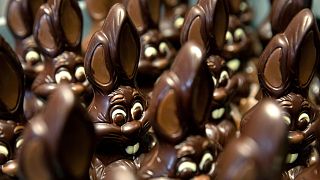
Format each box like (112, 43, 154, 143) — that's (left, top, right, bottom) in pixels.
(25, 50, 42, 65)
(199, 152, 214, 173)
(177, 161, 197, 177)
(297, 113, 310, 131)
(75, 66, 86, 82)
(234, 28, 246, 42)
(55, 68, 72, 83)
(131, 102, 144, 120)
(283, 115, 291, 126)
(15, 137, 24, 149)
(219, 70, 229, 86)
(0, 144, 9, 158)
(111, 108, 127, 126)
(240, 1, 248, 12)
(225, 31, 233, 45)
(174, 16, 185, 29)
(144, 46, 158, 58)
(159, 42, 170, 55)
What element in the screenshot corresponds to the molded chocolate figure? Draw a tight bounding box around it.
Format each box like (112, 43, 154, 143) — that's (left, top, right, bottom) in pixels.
(159, 0, 189, 48)
(125, 0, 176, 93)
(6, 0, 46, 120)
(0, 36, 26, 178)
(18, 85, 95, 180)
(217, 99, 288, 180)
(181, 0, 246, 146)
(226, 0, 253, 25)
(258, 0, 312, 47)
(255, 9, 320, 179)
(84, 4, 150, 175)
(138, 42, 217, 179)
(82, 0, 122, 52)
(31, 0, 91, 103)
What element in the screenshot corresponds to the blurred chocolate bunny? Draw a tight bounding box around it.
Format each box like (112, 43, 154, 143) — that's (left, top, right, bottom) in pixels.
(0, 36, 27, 178)
(18, 85, 95, 180)
(31, 0, 92, 105)
(217, 99, 288, 180)
(125, 0, 176, 94)
(84, 4, 151, 177)
(138, 41, 218, 179)
(248, 9, 320, 179)
(226, 0, 253, 25)
(6, 0, 47, 120)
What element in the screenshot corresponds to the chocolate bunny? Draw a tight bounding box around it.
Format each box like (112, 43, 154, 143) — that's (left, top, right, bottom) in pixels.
(18, 85, 95, 180)
(82, 0, 122, 52)
(159, 0, 189, 49)
(125, 0, 176, 93)
(0, 36, 26, 178)
(258, 0, 312, 48)
(84, 3, 151, 171)
(31, 0, 91, 104)
(6, 0, 47, 120)
(252, 9, 320, 179)
(226, 0, 253, 25)
(138, 41, 218, 179)
(217, 99, 288, 180)
(181, 0, 246, 146)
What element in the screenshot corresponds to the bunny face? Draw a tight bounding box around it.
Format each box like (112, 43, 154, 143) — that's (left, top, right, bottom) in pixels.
(227, 0, 253, 25)
(84, 4, 151, 160)
(6, 0, 46, 84)
(31, 0, 90, 100)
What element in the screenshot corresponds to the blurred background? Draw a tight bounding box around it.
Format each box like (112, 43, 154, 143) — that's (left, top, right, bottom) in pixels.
(0, 0, 319, 47)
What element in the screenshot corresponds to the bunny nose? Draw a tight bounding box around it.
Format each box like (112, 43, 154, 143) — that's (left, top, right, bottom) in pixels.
(213, 88, 227, 103)
(288, 131, 304, 144)
(121, 121, 141, 137)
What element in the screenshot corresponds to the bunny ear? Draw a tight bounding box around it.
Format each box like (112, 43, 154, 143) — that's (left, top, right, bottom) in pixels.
(198, 0, 229, 50)
(284, 9, 319, 89)
(0, 36, 24, 120)
(258, 34, 290, 98)
(180, 6, 207, 49)
(270, 0, 311, 34)
(144, 0, 161, 25)
(171, 41, 213, 129)
(86, 0, 122, 21)
(33, 4, 60, 57)
(54, 0, 83, 48)
(19, 85, 95, 179)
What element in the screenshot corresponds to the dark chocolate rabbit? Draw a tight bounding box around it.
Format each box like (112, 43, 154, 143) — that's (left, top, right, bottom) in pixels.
(251, 9, 320, 179)
(138, 41, 218, 179)
(18, 85, 95, 180)
(0, 36, 26, 178)
(82, 0, 122, 52)
(217, 99, 288, 180)
(84, 3, 151, 174)
(31, 0, 91, 104)
(125, 0, 176, 93)
(181, 0, 248, 146)
(6, 0, 47, 120)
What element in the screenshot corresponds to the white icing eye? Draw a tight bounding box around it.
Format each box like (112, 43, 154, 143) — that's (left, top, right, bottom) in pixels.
(212, 76, 217, 87)
(225, 31, 233, 45)
(178, 161, 197, 173)
(25, 50, 41, 64)
(199, 152, 214, 171)
(55, 69, 72, 83)
(0, 145, 8, 157)
(159, 42, 169, 55)
(298, 113, 310, 123)
(131, 102, 144, 120)
(144, 46, 158, 58)
(75, 66, 86, 82)
(111, 108, 127, 126)
(219, 70, 229, 84)
(174, 16, 185, 29)
(234, 28, 246, 42)
(240, 2, 248, 12)
(283, 115, 291, 125)
(16, 138, 24, 148)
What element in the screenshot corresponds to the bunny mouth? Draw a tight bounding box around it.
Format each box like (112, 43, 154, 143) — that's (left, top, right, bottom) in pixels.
(125, 143, 140, 155)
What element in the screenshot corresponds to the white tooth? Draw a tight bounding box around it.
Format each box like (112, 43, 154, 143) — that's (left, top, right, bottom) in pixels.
(125, 146, 134, 154)
(133, 143, 140, 154)
(286, 153, 298, 164)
